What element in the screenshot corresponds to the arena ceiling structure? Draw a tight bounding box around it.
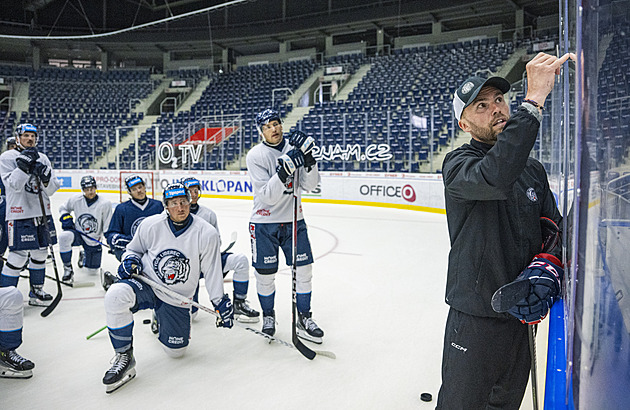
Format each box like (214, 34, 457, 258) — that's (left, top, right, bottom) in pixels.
(0, 0, 559, 68)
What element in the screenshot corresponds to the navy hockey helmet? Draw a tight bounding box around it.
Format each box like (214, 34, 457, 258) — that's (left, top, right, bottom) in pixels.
(124, 174, 145, 193)
(255, 109, 281, 133)
(6, 136, 17, 150)
(181, 177, 201, 190)
(81, 175, 97, 190)
(163, 182, 191, 207)
(15, 123, 38, 149)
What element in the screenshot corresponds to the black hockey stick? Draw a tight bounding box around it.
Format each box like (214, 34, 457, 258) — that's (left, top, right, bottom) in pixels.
(132, 274, 335, 359)
(221, 231, 237, 253)
(35, 177, 63, 317)
(490, 278, 530, 313)
(291, 169, 317, 360)
(72, 228, 111, 249)
(528, 324, 539, 410)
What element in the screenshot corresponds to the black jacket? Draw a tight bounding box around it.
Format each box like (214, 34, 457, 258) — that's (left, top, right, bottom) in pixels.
(442, 107, 562, 318)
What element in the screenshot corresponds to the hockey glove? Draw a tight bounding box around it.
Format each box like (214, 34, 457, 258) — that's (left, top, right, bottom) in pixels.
(288, 131, 316, 155)
(276, 149, 305, 183)
(111, 234, 132, 251)
(540, 216, 560, 253)
(16, 148, 39, 174)
(59, 213, 74, 230)
(33, 162, 52, 184)
(118, 254, 142, 280)
(213, 294, 234, 328)
(304, 152, 317, 171)
(508, 253, 564, 325)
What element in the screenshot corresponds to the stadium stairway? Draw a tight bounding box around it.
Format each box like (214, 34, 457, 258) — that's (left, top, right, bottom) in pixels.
(9, 79, 30, 116)
(176, 77, 212, 114)
(334, 63, 373, 101)
(284, 67, 325, 108)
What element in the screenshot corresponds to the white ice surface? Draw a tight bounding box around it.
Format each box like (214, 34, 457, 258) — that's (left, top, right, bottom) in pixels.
(1, 192, 545, 409)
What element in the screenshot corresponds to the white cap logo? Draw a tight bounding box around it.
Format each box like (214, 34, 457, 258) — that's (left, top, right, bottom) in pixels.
(461, 81, 475, 94)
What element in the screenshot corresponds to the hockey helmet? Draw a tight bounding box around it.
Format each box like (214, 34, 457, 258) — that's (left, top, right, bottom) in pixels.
(124, 174, 145, 193)
(163, 182, 191, 207)
(15, 123, 38, 149)
(255, 109, 281, 133)
(181, 177, 201, 190)
(6, 136, 17, 150)
(81, 175, 97, 190)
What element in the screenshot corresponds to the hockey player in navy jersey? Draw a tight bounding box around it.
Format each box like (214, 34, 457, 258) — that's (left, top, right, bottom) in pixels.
(0, 124, 60, 307)
(102, 182, 232, 393)
(0, 286, 34, 378)
(57, 175, 113, 285)
(182, 176, 259, 323)
(246, 109, 324, 343)
(105, 175, 163, 257)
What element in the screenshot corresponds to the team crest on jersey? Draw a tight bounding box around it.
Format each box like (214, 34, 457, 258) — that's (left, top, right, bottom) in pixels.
(153, 249, 190, 285)
(526, 187, 538, 202)
(131, 217, 146, 237)
(24, 179, 40, 194)
(77, 213, 98, 234)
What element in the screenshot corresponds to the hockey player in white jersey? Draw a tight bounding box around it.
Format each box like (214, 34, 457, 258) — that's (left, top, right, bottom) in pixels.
(246, 109, 324, 343)
(181, 177, 259, 323)
(58, 175, 113, 284)
(102, 182, 233, 393)
(0, 286, 34, 378)
(0, 124, 60, 307)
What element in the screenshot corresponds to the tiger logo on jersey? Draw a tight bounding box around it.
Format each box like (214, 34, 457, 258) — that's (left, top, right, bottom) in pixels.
(77, 213, 98, 234)
(131, 217, 146, 237)
(24, 179, 40, 195)
(153, 249, 190, 285)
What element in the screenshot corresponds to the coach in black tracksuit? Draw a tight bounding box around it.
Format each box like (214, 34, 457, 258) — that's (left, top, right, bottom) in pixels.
(436, 52, 573, 409)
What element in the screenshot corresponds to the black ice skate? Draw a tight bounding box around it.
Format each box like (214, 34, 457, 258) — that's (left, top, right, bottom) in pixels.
(103, 348, 136, 393)
(100, 270, 116, 291)
(0, 349, 35, 379)
(28, 285, 52, 307)
(234, 297, 260, 323)
(77, 250, 85, 268)
(262, 311, 276, 338)
(151, 312, 159, 334)
(296, 312, 324, 344)
(62, 264, 74, 284)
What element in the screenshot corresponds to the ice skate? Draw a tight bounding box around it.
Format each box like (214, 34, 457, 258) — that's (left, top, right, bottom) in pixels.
(234, 297, 260, 323)
(150, 312, 159, 334)
(103, 348, 136, 393)
(100, 270, 116, 291)
(62, 264, 74, 284)
(28, 285, 52, 307)
(296, 312, 324, 344)
(77, 250, 84, 268)
(262, 310, 276, 338)
(0, 349, 35, 379)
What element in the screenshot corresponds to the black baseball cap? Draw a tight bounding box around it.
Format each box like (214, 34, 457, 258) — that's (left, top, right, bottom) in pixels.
(452, 76, 511, 121)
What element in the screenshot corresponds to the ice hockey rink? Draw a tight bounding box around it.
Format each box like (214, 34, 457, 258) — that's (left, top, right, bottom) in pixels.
(1, 191, 548, 410)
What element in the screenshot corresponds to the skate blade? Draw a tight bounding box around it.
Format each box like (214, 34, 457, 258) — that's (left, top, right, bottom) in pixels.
(105, 368, 136, 394)
(0, 367, 33, 379)
(28, 299, 52, 307)
(296, 329, 323, 345)
(235, 315, 260, 324)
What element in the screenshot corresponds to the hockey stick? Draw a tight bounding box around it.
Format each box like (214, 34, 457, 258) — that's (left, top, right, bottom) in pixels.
(86, 325, 108, 340)
(19, 273, 94, 288)
(35, 177, 62, 317)
(221, 231, 237, 253)
(528, 324, 539, 410)
(490, 278, 530, 313)
(291, 169, 317, 360)
(131, 273, 335, 359)
(72, 228, 111, 249)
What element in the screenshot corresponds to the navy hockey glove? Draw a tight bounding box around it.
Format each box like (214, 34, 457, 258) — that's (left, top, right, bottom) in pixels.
(540, 216, 560, 253)
(508, 253, 564, 325)
(33, 162, 52, 184)
(59, 213, 74, 230)
(16, 147, 39, 174)
(213, 294, 234, 328)
(304, 152, 317, 171)
(111, 234, 132, 251)
(118, 254, 142, 280)
(276, 149, 304, 183)
(288, 131, 316, 155)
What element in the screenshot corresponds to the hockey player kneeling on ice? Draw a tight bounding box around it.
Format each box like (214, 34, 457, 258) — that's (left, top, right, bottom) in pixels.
(0, 124, 60, 307)
(58, 175, 113, 285)
(181, 177, 259, 324)
(102, 183, 232, 393)
(0, 287, 35, 378)
(247, 109, 324, 344)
